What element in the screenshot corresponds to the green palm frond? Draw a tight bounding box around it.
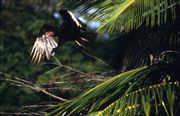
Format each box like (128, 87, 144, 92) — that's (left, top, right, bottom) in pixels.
(49, 66, 146, 115)
(92, 82, 179, 116)
(49, 63, 179, 115)
(57, 0, 103, 11)
(57, 0, 179, 34)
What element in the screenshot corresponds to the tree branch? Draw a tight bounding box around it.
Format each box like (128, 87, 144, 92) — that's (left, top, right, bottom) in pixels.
(0, 72, 68, 102)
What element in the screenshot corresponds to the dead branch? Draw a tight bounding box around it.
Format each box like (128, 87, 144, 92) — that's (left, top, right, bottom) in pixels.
(43, 56, 96, 78)
(81, 49, 110, 67)
(0, 112, 45, 116)
(0, 72, 68, 102)
(22, 104, 56, 108)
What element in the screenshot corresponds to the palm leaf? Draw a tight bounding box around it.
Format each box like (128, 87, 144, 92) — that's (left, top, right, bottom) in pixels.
(57, 0, 179, 34)
(49, 66, 146, 115)
(49, 63, 179, 115)
(57, 0, 103, 11)
(92, 81, 179, 116)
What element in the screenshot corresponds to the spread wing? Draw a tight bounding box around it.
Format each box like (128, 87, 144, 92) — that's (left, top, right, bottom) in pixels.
(30, 35, 58, 64)
(67, 11, 82, 28)
(59, 10, 87, 31)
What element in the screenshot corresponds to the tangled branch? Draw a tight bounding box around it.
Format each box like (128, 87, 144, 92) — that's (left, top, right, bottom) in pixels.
(0, 72, 68, 102)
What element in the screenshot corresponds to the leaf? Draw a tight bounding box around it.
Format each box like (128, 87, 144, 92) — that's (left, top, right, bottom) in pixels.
(95, 81, 179, 116)
(49, 63, 179, 115)
(57, 0, 179, 34)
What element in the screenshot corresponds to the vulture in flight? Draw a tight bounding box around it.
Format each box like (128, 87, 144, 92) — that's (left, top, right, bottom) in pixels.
(30, 9, 97, 64)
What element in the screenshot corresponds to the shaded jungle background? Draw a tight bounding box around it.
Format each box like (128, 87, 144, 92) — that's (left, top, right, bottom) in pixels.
(0, 0, 112, 113)
(0, 0, 180, 115)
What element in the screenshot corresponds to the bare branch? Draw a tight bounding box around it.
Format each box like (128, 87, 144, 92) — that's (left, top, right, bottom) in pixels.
(80, 49, 110, 68)
(0, 72, 68, 102)
(0, 112, 45, 116)
(44, 57, 96, 78)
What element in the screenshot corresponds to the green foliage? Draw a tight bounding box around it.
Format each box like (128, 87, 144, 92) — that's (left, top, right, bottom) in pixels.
(0, 81, 40, 107)
(0, 0, 54, 75)
(0, 1, 51, 109)
(0, 1, 108, 76)
(58, 0, 179, 34)
(94, 82, 179, 116)
(0, 0, 109, 110)
(49, 63, 180, 115)
(49, 67, 145, 115)
(1, 0, 180, 115)
(57, 0, 180, 72)
(53, 1, 180, 115)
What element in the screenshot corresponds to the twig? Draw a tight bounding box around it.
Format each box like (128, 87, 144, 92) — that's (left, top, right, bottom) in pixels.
(0, 72, 68, 102)
(44, 57, 95, 78)
(63, 65, 87, 75)
(52, 55, 62, 66)
(0, 112, 45, 116)
(22, 104, 56, 108)
(34, 65, 62, 80)
(81, 49, 110, 68)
